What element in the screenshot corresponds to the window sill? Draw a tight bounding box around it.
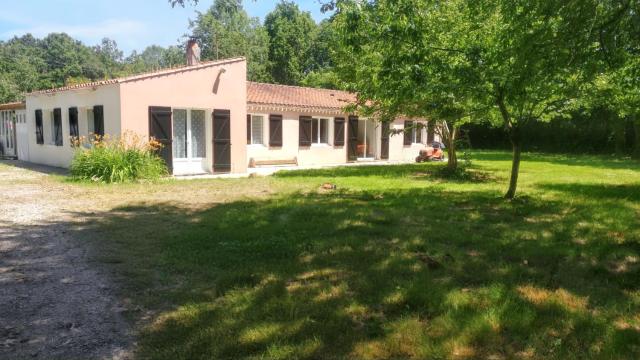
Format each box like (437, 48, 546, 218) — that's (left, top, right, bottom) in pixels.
(248, 143, 267, 148)
(310, 143, 331, 148)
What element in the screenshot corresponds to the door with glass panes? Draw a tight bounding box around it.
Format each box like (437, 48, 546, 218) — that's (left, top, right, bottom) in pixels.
(172, 109, 207, 175)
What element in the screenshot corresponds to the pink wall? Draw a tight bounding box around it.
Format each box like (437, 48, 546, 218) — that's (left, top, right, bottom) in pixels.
(119, 58, 247, 174)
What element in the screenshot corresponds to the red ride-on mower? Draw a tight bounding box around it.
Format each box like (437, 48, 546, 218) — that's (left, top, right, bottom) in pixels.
(415, 143, 445, 163)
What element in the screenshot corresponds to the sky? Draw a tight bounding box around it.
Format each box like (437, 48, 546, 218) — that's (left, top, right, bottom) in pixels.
(0, 0, 330, 54)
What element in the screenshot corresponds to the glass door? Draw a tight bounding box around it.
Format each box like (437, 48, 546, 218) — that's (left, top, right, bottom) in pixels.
(172, 109, 207, 175)
(357, 119, 377, 160)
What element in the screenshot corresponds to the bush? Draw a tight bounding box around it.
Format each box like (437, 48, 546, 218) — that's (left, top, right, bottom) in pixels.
(70, 132, 168, 183)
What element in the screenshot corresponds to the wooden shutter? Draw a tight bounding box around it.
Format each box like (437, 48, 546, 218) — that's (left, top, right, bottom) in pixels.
(247, 114, 251, 143)
(416, 122, 422, 143)
(269, 114, 283, 146)
(403, 120, 412, 145)
(333, 117, 345, 146)
(68, 107, 79, 139)
(149, 106, 173, 173)
(53, 108, 62, 146)
(381, 121, 390, 159)
(299, 116, 312, 146)
(93, 105, 104, 136)
(213, 109, 231, 172)
(347, 115, 358, 161)
(35, 109, 43, 144)
(427, 121, 435, 145)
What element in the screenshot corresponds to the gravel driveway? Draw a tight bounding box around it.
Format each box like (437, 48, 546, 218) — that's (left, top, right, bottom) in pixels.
(0, 161, 132, 359)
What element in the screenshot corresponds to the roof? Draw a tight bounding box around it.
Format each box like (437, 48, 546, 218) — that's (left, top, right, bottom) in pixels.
(0, 101, 26, 110)
(247, 82, 356, 114)
(28, 57, 246, 95)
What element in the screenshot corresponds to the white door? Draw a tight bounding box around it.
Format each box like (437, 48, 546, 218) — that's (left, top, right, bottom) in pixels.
(172, 109, 207, 175)
(15, 111, 28, 161)
(0, 110, 17, 157)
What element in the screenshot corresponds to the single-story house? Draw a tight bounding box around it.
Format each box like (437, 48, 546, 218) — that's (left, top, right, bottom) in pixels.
(11, 56, 438, 176)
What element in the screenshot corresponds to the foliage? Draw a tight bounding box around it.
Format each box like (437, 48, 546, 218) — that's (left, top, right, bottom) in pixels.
(70, 132, 167, 183)
(0, 33, 184, 103)
(189, 0, 272, 82)
(332, 0, 605, 198)
(264, 1, 318, 85)
(62, 152, 640, 359)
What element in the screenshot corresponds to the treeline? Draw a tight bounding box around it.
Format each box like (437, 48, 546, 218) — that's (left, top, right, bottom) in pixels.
(463, 110, 639, 157)
(0, 34, 185, 103)
(0, 0, 339, 104)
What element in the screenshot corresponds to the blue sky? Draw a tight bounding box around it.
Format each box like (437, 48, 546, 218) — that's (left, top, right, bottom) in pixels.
(0, 0, 329, 54)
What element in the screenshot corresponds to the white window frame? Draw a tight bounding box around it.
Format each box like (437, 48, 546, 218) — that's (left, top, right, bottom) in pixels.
(248, 114, 265, 146)
(311, 117, 330, 146)
(410, 120, 424, 144)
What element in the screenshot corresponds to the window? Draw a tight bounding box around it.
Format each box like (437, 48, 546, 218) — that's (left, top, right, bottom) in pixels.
(173, 109, 187, 159)
(403, 120, 423, 145)
(87, 108, 95, 135)
(173, 109, 206, 160)
(247, 114, 264, 145)
(190, 109, 205, 158)
(311, 118, 329, 144)
(35, 110, 43, 144)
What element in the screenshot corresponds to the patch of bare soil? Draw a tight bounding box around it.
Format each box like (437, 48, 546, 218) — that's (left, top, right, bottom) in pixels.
(0, 162, 132, 359)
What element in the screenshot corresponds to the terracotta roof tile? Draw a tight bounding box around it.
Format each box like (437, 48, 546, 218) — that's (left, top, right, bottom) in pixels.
(28, 57, 245, 95)
(0, 101, 26, 110)
(247, 82, 356, 112)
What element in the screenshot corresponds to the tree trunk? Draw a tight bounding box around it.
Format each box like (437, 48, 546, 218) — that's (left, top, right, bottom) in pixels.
(446, 125, 458, 170)
(632, 114, 640, 159)
(505, 127, 522, 199)
(613, 113, 626, 156)
(496, 96, 521, 199)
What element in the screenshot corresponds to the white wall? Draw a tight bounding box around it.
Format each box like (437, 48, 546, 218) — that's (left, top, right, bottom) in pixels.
(388, 118, 431, 162)
(246, 110, 349, 167)
(25, 84, 121, 168)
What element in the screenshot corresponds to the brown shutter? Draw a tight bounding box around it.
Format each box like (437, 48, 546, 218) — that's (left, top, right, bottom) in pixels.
(427, 121, 435, 144)
(269, 114, 283, 146)
(93, 105, 104, 136)
(69, 107, 79, 139)
(299, 116, 312, 146)
(403, 120, 412, 145)
(333, 117, 345, 146)
(35, 109, 43, 144)
(381, 121, 390, 159)
(247, 114, 251, 143)
(347, 115, 358, 161)
(53, 108, 62, 146)
(416, 122, 422, 143)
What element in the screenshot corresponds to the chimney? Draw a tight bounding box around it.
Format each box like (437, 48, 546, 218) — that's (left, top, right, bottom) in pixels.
(186, 38, 201, 66)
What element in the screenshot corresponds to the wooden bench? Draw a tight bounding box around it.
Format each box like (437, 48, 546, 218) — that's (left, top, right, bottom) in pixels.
(249, 157, 298, 168)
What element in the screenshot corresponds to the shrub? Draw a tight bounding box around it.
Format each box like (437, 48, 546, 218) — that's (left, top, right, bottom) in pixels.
(70, 132, 168, 183)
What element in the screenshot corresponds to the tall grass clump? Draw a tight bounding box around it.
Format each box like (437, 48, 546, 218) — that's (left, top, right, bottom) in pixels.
(70, 132, 168, 183)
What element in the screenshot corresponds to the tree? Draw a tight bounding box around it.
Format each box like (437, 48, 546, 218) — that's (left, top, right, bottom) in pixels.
(334, 0, 600, 197)
(264, 1, 317, 84)
(332, 0, 489, 171)
(189, 0, 271, 81)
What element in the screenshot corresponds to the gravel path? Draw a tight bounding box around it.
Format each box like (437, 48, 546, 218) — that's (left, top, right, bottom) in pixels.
(0, 162, 132, 359)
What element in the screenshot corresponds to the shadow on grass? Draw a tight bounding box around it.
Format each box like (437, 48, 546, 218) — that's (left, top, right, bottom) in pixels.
(538, 182, 640, 202)
(473, 151, 640, 171)
(61, 186, 640, 359)
(275, 163, 494, 183)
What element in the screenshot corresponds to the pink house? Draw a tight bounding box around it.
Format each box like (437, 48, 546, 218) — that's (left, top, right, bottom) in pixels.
(20, 57, 437, 176)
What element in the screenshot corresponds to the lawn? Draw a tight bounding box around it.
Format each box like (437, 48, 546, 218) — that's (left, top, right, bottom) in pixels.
(46, 151, 640, 359)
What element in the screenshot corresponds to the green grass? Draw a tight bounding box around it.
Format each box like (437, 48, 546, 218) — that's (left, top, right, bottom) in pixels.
(62, 151, 639, 359)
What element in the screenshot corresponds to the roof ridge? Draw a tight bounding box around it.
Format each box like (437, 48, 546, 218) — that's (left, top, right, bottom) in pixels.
(30, 57, 246, 95)
(248, 81, 352, 94)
